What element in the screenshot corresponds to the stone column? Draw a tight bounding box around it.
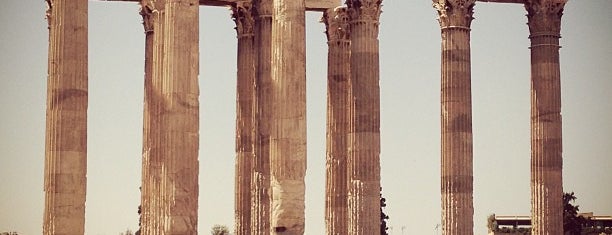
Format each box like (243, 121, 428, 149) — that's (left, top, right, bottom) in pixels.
(232, 2, 256, 235)
(252, 0, 273, 234)
(322, 7, 351, 235)
(432, 0, 475, 234)
(346, 1, 382, 234)
(139, 1, 162, 234)
(525, 1, 566, 234)
(140, 0, 200, 234)
(270, 0, 307, 233)
(43, 0, 88, 234)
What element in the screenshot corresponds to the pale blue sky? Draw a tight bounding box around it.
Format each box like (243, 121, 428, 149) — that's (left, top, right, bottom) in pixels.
(0, 1, 610, 234)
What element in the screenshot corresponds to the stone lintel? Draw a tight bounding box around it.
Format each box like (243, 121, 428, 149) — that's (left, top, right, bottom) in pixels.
(99, 0, 340, 11)
(305, 0, 340, 11)
(476, 0, 525, 4)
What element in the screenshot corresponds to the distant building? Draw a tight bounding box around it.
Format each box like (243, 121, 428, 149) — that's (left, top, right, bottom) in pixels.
(487, 213, 612, 235)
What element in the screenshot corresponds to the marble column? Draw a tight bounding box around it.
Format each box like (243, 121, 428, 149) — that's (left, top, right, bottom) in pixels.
(252, 0, 273, 234)
(345, 0, 382, 234)
(525, 1, 566, 234)
(270, 0, 307, 234)
(322, 7, 351, 235)
(43, 0, 88, 234)
(433, 0, 475, 234)
(140, 0, 200, 234)
(232, 2, 256, 235)
(139, 2, 161, 233)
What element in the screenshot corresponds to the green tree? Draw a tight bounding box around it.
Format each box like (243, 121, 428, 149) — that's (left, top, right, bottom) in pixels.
(211, 224, 230, 235)
(380, 187, 389, 235)
(136, 204, 142, 235)
(487, 214, 498, 232)
(563, 192, 587, 235)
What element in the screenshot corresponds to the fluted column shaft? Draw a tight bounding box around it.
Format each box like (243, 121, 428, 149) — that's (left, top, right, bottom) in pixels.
(139, 2, 161, 233)
(525, 1, 566, 234)
(346, 1, 382, 234)
(252, 0, 273, 233)
(141, 1, 165, 233)
(323, 7, 351, 235)
(140, 0, 200, 234)
(232, 2, 256, 234)
(433, 1, 475, 234)
(270, 0, 307, 234)
(43, 0, 88, 234)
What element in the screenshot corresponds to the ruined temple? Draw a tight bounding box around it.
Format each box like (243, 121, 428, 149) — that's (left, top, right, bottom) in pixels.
(43, 0, 566, 234)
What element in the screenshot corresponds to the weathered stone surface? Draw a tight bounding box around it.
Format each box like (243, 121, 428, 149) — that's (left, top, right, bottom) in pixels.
(139, 1, 160, 233)
(101, 0, 340, 11)
(433, 0, 475, 234)
(304, 0, 340, 11)
(322, 7, 351, 235)
(43, 0, 88, 234)
(477, 0, 524, 3)
(252, 0, 273, 234)
(270, 0, 308, 234)
(345, 0, 382, 234)
(45, 0, 573, 234)
(139, 0, 200, 234)
(525, 1, 566, 234)
(232, 1, 256, 234)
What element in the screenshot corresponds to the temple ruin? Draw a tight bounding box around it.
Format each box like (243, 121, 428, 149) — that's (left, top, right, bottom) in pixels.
(43, 0, 566, 234)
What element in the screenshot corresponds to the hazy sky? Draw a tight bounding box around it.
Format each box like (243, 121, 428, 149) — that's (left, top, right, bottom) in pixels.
(1, 1, 610, 234)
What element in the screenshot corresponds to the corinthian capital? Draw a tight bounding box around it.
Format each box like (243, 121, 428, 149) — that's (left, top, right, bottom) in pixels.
(139, 0, 164, 33)
(232, 1, 255, 37)
(346, 0, 382, 22)
(525, 0, 566, 35)
(45, 0, 52, 29)
(432, 0, 476, 29)
(323, 7, 350, 42)
(139, 3, 154, 33)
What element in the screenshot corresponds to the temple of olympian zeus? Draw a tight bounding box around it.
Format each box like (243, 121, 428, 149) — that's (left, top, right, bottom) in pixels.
(43, 0, 567, 234)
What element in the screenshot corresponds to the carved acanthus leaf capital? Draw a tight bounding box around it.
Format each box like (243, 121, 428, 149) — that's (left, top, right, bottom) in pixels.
(346, 0, 382, 22)
(232, 1, 255, 37)
(323, 7, 350, 42)
(139, 3, 154, 33)
(525, 0, 566, 35)
(45, 0, 53, 29)
(139, 0, 164, 33)
(432, 0, 476, 29)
